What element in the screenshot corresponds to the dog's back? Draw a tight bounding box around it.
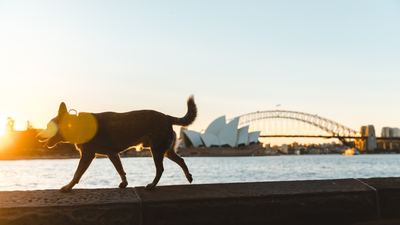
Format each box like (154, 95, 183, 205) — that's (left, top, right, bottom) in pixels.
(79, 96, 197, 155)
(88, 110, 171, 153)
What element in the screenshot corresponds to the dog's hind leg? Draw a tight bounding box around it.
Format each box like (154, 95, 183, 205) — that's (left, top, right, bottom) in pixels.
(60, 151, 95, 193)
(145, 149, 165, 190)
(165, 133, 193, 183)
(108, 154, 128, 188)
(165, 149, 193, 183)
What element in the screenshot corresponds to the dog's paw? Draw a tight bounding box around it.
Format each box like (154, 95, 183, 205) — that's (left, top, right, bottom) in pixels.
(119, 181, 128, 188)
(59, 185, 72, 193)
(144, 183, 156, 190)
(186, 173, 193, 183)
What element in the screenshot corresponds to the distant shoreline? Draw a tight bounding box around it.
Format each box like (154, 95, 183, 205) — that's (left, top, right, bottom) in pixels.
(0, 155, 80, 161)
(1, 152, 394, 161)
(0, 154, 152, 161)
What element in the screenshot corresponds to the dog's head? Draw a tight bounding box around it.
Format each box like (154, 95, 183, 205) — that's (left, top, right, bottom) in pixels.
(37, 102, 98, 148)
(37, 102, 69, 148)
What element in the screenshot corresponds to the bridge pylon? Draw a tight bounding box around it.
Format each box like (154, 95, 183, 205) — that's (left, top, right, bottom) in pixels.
(355, 125, 377, 151)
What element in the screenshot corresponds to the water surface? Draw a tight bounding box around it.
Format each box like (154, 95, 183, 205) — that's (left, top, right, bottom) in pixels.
(1, 154, 400, 191)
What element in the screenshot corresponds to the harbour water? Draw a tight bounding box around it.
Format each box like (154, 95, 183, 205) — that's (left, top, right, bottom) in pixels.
(1, 154, 400, 191)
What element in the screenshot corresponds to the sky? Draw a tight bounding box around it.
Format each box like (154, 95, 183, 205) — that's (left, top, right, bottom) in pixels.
(0, 0, 399, 145)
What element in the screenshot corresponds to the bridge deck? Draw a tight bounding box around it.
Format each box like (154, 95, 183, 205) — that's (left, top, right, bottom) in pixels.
(259, 135, 400, 140)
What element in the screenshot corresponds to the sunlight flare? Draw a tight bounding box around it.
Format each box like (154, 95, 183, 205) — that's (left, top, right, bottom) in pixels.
(37, 121, 58, 140)
(59, 113, 98, 144)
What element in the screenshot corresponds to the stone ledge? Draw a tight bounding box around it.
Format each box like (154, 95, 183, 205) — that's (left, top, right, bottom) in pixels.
(359, 177, 400, 222)
(0, 188, 140, 225)
(135, 179, 377, 225)
(1, 178, 400, 225)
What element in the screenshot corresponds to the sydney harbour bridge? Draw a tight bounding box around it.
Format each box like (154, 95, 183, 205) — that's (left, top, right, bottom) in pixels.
(228, 110, 399, 150)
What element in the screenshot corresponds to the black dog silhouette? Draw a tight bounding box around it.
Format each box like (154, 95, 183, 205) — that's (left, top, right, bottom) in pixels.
(37, 96, 197, 192)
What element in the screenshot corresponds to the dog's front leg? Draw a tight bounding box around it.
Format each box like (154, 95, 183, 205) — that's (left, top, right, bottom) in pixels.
(145, 151, 164, 190)
(60, 152, 95, 193)
(107, 154, 128, 188)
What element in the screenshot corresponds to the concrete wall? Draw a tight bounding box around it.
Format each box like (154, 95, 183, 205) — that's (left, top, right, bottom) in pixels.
(2, 178, 400, 225)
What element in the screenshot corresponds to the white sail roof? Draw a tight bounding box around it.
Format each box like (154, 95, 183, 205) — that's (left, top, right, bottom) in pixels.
(180, 116, 261, 148)
(183, 130, 203, 147)
(218, 117, 239, 147)
(249, 131, 261, 144)
(204, 116, 226, 136)
(200, 133, 217, 148)
(212, 137, 227, 146)
(237, 126, 249, 146)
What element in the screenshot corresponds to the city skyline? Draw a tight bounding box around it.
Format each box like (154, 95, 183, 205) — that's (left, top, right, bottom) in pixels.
(1, 1, 399, 145)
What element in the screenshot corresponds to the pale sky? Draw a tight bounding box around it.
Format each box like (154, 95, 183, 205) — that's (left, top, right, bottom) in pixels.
(0, 1, 399, 145)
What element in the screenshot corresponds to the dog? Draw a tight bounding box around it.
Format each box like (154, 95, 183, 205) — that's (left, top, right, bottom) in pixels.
(37, 96, 197, 192)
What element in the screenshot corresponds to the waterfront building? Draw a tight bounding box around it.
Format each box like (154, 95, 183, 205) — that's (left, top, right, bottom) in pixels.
(178, 116, 261, 148)
(177, 116, 268, 157)
(381, 127, 400, 137)
(281, 144, 288, 154)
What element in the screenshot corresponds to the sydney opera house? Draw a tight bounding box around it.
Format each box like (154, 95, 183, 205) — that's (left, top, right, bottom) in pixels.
(177, 116, 266, 156)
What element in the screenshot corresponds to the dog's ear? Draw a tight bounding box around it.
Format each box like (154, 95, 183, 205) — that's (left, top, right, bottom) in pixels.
(58, 102, 68, 117)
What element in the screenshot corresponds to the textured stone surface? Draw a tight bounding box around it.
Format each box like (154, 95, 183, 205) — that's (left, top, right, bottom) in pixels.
(0, 188, 140, 225)
(3, 178, 400, 225)
(135, 179, 377, 225)
(359, 177, 400, 221)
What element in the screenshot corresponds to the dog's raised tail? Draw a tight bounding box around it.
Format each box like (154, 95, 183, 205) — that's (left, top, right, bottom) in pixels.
(169, 95, 197, 127)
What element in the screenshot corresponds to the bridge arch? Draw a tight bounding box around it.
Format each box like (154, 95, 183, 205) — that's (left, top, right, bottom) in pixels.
(229, 110, 358, 137)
